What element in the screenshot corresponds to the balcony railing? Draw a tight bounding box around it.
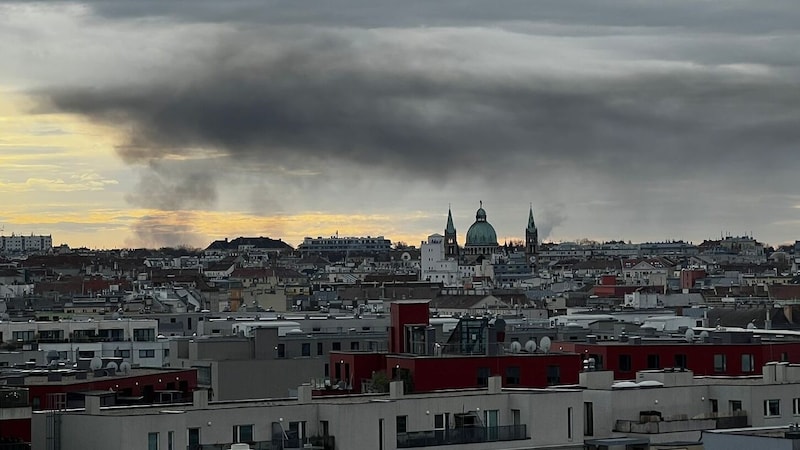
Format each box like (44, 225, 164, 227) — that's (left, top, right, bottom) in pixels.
(0, 442, 30, 450)
(188, 442, 272, 450)
(397, 425, 527, 448)
(187, 436, 334, 450)
(0, 388, 30, 408)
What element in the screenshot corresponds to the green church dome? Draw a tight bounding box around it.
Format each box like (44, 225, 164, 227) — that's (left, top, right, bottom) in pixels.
(465, 202, 498, 247)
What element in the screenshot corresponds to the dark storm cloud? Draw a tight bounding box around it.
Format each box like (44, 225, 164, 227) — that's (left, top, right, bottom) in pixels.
(26, 0, 800, 35)
(38, 25, 800, 207)
(13, 0, 800, 248)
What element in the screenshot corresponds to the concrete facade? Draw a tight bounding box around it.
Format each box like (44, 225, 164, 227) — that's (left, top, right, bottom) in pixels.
(31, 380, 585, 450)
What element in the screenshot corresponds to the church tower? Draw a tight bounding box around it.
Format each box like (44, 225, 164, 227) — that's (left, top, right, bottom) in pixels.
(525, 205, 539, 266)
(444, 206, 459, 258)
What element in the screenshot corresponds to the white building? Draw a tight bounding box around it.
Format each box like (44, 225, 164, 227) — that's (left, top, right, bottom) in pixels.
(32, 378, 585, 450)
(419, 234, 460, 286)
(0, 318, 169, 367)
(297, 235, 392, 255)
(0, 234, 52, 254)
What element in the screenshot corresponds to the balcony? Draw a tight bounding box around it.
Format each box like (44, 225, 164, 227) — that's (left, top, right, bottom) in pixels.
(614, 412, 748, 434)
(187, 436, 334, 450)
(188, 442, 272, 450)
(0, 388, 30, 409)
(397, 425, 527, 448)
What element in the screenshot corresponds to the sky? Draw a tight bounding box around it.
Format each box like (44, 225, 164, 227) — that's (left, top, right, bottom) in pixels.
(2, 1, 800, 250)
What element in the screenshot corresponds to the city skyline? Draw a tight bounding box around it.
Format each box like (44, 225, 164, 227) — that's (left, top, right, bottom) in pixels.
(2, 1, 800, 249)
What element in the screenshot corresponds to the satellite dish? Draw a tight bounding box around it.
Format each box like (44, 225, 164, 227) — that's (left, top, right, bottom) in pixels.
(747, 322, 756, 330)
(111, 312, 120, 320)
(46, 350, 59, 363)
(699, 331, 709, 340)
(524, 339, 537, 353)
(89, 357, 103, 370)
(540, 336, 552, 354)
(684, 329, 695, 342)
(510, 341, 522, 353)
(119, 362, 132, 375)
(106, 362, 118, 372)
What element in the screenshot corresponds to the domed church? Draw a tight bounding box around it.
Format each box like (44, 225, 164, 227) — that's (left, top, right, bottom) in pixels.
(443, 201, 539, 262)
(464, 201, 499, 256)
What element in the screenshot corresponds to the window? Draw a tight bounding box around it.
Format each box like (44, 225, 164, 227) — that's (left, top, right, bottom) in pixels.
(476, 367, 490, 387)
(547, 365, 561, 385)
(674, 353, 688, 369)
(288, 421, 306, 446)
(302, 343, 311, 357)
(194, 366, 211, 385)
(233, 424, 253, 443)
(167, 431, 174, 450)
(584, 402, 594, 436)
(396, 415, 407, 433)
(730, 400, 742, 414)
(647, 354, 660, 369)
(317, 342, 324, 355)
(505, 366, 520, 385)
(793, 398, 800, 415)
(12, 330, 35, 343)
(115, 349, 131, 358)
(350, 341, 360, 350)
(148, 432, 159, 450)
(434, 413, 448, 440)
(710, 399, 718, 414)
(332, 342, 341, 351)
(139, 349, 155, 358)
(277, 344, 285, 358)
(619, 354, 632, 372)
(714, 354, 727, 373)
(742, 354, 754, 373)
(134, 328, 156, 342)
(187, 428, 200, 448)
(567, 407, 573, 440)
(512, 409, 521, 426)
(764, 399, 781, 417)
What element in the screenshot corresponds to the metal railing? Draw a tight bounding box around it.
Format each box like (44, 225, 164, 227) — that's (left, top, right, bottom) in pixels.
(0, 388, 30, 408)
(188, 442, 272, 450)
(397, 425, 527, 448)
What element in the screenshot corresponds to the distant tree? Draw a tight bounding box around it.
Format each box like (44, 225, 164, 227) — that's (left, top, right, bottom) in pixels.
(393, 241, 410, 250)
(368, 371, 390, 393)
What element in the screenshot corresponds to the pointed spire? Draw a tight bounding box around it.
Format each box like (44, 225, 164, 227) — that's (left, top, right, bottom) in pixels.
(527, 204, 537, 232)
(446, 206, 456, 233)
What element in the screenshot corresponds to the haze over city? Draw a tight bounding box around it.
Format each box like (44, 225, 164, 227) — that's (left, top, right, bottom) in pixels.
(2, 0, 800, 249)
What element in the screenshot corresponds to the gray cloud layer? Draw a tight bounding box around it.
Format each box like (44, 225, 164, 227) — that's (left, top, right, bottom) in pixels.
(9, 0, 800, 245)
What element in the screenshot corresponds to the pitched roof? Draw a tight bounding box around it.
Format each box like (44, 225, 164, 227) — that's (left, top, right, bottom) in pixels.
(769, 284, 800, 301)
(205, 237, 293, 251)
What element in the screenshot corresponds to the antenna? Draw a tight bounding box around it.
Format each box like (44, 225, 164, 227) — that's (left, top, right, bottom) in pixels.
(540, 336, 552, 354)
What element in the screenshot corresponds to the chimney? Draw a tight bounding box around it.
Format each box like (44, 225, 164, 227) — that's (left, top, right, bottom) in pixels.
(487, 376, 502, 394)
(390, 380, 404, 399)
(297, 384, 313, 404)
(85, 395, 101, 415)
(193, 389, 209, 408)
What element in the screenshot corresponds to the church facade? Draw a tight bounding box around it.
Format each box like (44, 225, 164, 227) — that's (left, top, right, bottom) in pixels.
(419, 202, 539, 286)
